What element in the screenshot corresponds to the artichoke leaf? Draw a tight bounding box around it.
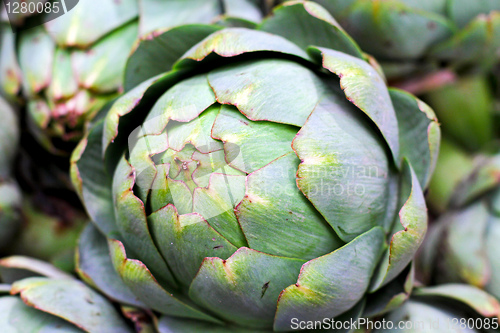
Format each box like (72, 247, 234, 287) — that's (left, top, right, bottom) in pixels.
(71, 120, 119, 237)
(0, 256, 73, 281)
(413, 284, 500, 319)
(0, 28, 22, 98)
(236, 152, 343, 260)
(363, 264, 414, 318)
(447, 0, 500, 28)
(108, 238, 223, 324)
(429, 12, 500, 69)
(125, 25, 223, 91)
(211, 105, 298, 173)
(149, 204, 238, 289)
(259, 1, 363, 58)
(18, 26, 55, 97)
(329, 0, 454, 60)
(0, 296, 83, 332)
(369, 161, 427, 292)
(208, 59, 323, 127)
(189, 247, 306, 329)
(273, 227, 386, 331)
(45, 0, 138, 48)
(11, 277, 134, 333)
(141, 74, 216, 137)
(77, 224, 145, 308)
(390, 88, 440, 189)
(292, 91, 391, 242)
(440, 202, 491, 288)
(192, 173, 247, 247)
(103, 70, 186, 161)
(174, 28, 310, 70)
(309, 47, 400, 165)
(112, 155, 177, 288)
(139, 0, 220, 37)
(72, 22, 139, 93)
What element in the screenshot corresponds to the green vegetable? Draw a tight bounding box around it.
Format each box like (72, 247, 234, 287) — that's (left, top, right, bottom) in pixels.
(420, 150, 500, 301)
(72, 2, 439, 331)
(0, 0, 268, 154)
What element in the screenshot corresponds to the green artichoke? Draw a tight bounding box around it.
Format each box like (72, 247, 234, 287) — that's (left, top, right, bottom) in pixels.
(0, 0, 268, 153)
(373, 284, 500, 333)
(0, 83, 86, 269)
(301, 0, 500, 73)
(0, 96, 21, 253)
(420, 147, 500, 301)
(0, 44, 87, 269)
(0, 256, 134, 332)
(71, 2, 440, 331)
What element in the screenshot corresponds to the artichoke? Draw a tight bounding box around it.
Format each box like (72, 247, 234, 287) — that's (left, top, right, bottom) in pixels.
(0, 256, 134, 332)
(374, 284, 500, 333)
(0, 32, 87, 269)
(71, 2, 440, 331)
(300, 0, 500, 73)
(0, 96, 21, 253)
(420, 147, 500, 301)
(0, 80, 86, 269)
(0, 0, 269, 153)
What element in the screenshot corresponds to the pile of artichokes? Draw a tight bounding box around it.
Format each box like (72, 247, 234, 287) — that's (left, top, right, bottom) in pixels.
(0, 0, 499, 332)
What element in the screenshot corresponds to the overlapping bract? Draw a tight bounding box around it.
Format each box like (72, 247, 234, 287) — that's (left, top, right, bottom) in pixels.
(420, 147, 500, 301)
(71, 2, 440, 331)
(0, 256, 134, 332)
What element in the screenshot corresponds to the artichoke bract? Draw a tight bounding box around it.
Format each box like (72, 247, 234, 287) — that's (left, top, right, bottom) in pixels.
(72, 2, 439, 331)
(420, 148, 500, 301)
(0, 256, 134, 332)
(0, 0, 268, 153)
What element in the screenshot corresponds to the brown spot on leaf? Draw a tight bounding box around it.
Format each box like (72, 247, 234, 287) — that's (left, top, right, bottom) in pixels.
(261, 281, 270, 298)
